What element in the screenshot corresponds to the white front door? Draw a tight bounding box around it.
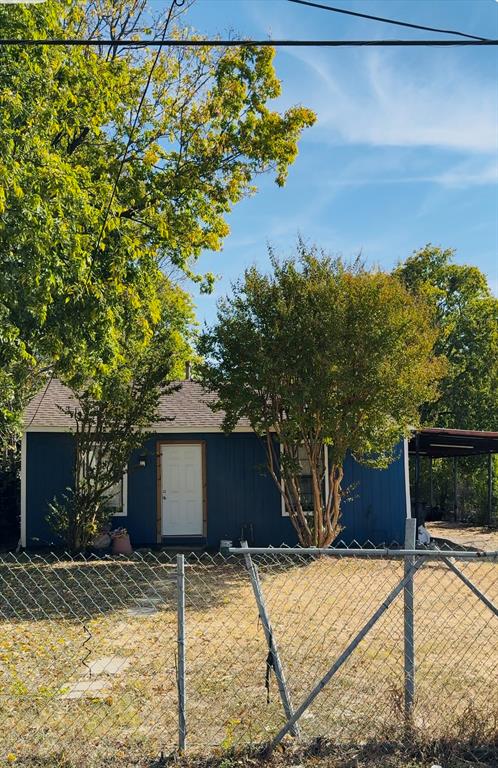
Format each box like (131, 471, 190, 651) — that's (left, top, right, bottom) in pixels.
(160, 443, 204, 536)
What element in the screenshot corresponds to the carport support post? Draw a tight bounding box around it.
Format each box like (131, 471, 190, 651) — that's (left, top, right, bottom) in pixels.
(453, 456, 458, 522)
(429, 457, 433, 511)
(177, 554, 186, 753)
(487, 452, 493, 527)
(414, 431, 422, 525)
(241, 541, 299, 737)
(403, 518, 416, 727)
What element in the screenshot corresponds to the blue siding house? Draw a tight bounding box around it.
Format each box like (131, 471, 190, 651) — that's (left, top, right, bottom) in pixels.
(21, 380, 411, 549)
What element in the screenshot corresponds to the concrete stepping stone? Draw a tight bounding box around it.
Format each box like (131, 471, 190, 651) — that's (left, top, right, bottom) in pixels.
(88, 655, 131, 676)
(135, 596, 164, 606)
(127, 605, 158, 616)
(61, 679, 109, 699)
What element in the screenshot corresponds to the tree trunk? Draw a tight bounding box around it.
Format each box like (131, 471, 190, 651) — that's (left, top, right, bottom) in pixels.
(322, 463, 343, 547)
(310, 460, 323, 546)
(287, 474, 314, 546)
(263, 434, 313, 547)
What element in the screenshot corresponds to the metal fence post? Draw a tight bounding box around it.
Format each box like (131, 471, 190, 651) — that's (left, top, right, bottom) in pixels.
(177, 553, 186, 752)
(241, 541, 300, 737)
(404, 518, 417, 726)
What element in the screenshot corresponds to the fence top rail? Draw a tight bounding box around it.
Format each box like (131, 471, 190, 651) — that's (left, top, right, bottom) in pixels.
(228, 547, 498, 560)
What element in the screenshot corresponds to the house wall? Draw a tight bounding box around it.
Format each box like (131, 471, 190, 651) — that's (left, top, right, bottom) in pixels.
(25, 432, 75, 546)
(24, 431, 408, 548)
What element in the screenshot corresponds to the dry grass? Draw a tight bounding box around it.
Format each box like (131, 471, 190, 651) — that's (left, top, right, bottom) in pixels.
(427, 522, 498, 552)
(0, 552, 496, 767)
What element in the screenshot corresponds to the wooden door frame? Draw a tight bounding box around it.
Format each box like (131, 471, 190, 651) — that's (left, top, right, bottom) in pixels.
(156, 440, 207, 542)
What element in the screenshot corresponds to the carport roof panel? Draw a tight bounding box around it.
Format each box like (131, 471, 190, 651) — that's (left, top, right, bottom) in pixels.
(409, 428, 498, 458)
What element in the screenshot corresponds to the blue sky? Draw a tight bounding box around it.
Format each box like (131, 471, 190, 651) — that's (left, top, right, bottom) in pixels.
(175, 0, 498, 324)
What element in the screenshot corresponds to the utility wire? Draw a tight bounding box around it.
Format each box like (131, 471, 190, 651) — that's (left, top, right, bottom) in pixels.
(93, 0, 183, 256)
(0, 38, 496, 47)
(287, 0, 489, 42)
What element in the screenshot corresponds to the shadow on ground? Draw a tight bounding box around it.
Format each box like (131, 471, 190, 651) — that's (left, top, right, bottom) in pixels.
(10, 737, 498, 768)
(0, 551, 325, 622)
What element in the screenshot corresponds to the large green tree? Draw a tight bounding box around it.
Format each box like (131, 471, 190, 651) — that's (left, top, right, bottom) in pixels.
(395, 245, 498, 524)
(0, 0, 314, 440)
(199, 242, 443, 547)
(394, 245, 498, 430)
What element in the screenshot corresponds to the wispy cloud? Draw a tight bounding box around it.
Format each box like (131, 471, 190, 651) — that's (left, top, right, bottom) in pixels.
(434, 157, 498, 187)
(323, 156, 498, 189)
(281, 48, 498, 154)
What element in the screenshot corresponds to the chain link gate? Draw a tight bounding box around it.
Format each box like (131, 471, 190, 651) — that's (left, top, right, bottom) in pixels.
(230, 544, 498, 752)
(180, 541, 498, 755)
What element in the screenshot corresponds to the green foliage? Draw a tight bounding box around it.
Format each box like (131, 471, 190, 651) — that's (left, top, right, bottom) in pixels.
(199, 240, 443, 546)
(48, 288, 184, 551)
(47, 487, 101, 554)
(0, 0, 315, 442)
(395, 245, 498, 524)
(394, 244, 498, 430)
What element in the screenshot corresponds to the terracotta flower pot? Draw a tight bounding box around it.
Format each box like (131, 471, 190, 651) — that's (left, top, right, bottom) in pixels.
(112, 533, 132, 555)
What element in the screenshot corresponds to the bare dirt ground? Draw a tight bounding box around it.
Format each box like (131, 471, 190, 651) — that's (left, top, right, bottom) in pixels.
(0, 553, 496, 767)
(427, 522, 498, 551)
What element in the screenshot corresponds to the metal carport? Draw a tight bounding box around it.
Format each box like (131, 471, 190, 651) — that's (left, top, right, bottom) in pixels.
(409, 427, 498, 527)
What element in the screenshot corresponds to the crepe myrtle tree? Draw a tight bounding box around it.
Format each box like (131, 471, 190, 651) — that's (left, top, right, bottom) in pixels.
(199, 241, 445, 547)
(47, 349, 176, 552)
(47, 278, 193, 552)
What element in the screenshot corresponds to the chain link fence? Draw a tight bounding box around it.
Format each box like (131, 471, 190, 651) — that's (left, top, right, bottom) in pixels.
(0, 547, 497, 766)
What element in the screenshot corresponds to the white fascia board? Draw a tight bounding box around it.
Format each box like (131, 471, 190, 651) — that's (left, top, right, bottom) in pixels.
(25, 425, 253, 434)
(20, 432, 27, 548)
(154, 425, 253, 433)
(403, 437, 412, 519)
(25, 426, 73, 432)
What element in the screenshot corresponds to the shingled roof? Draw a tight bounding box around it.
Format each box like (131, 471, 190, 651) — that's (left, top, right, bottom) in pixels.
(24, 379, 251, 431)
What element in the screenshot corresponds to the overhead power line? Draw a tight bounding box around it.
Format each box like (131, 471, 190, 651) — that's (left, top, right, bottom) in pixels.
(287, 0, 489, 42)
(0, 38, 497, 47)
